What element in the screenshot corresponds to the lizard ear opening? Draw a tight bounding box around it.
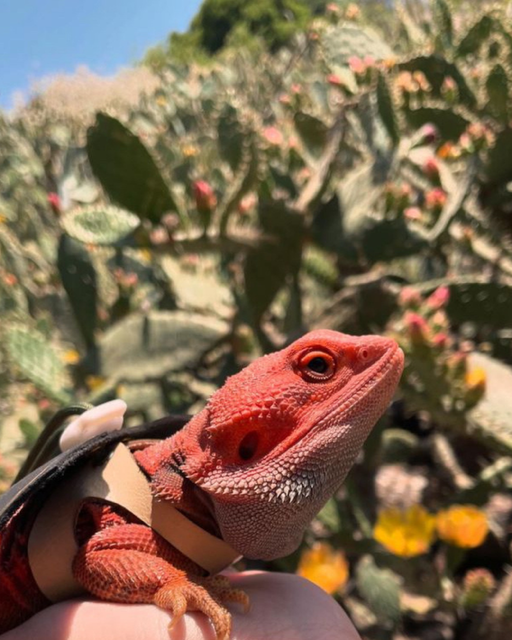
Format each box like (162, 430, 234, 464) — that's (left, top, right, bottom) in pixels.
(238, 431, 259, 461)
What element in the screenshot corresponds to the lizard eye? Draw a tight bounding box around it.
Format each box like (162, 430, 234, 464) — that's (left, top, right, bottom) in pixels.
(297, 350, 336, 382)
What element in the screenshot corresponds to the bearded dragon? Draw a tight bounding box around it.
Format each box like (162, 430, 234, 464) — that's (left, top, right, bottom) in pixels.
(0, 329, 403, 639)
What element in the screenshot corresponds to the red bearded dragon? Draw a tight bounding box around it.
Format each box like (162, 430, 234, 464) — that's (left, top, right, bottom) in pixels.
(0, 329, 404, 639)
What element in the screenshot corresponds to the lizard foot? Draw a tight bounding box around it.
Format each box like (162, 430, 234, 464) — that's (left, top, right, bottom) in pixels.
(154, 574, 249, 640)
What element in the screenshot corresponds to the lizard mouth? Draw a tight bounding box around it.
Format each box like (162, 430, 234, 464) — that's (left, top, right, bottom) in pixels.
(311, 341, 404, 435)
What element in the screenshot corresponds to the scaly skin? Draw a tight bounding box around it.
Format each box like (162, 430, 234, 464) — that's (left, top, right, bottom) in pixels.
(0, 330, 404, 639)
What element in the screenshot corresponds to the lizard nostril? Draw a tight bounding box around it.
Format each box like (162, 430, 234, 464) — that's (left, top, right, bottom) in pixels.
(358, 347, 370, 361)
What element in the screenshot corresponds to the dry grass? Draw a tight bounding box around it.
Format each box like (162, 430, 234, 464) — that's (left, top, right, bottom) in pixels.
(14, 65, 160, 121)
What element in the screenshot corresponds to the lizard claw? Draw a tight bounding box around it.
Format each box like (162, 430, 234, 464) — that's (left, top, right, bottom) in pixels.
(154, 575, 249, 640)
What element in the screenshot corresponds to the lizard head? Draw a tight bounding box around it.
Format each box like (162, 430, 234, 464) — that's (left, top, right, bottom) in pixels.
(181, 329, 404, 560)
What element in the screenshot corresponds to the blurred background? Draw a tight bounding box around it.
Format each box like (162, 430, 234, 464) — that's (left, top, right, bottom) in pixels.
(1, 0, 512, 638)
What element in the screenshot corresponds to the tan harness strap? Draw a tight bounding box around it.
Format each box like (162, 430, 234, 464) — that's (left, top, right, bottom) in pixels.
(27, 444, 240, 602)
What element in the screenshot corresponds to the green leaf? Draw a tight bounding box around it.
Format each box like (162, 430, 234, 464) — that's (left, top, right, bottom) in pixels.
(98, 311, 227, 383)
(87, 113, 176, 223)
(486, 64, 509, 123)
(19, 418, 41, 447)
(376, 71, 400, 145)
(399, 56, 476, 107)
(485, 127, 512, 185)
(62, 205, 141, 246)
(356, 556, 402, 625)
(6, 327, 71, 403)
(293, 112, 328, 160)
(244, 201, 304, 322)
(455, 15, 495, 58)
(405, 107, 469, 140)
(57, 234, 98, 349)
(433, 0, 453, 47)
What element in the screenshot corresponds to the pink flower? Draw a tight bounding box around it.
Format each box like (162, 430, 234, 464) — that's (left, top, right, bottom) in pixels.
(426, 286, 450, 309)
(348, 56, 366, 75)
(423, 158, 440, 179)
(47, 192, 61, 214)
(327, 74, 343, 86)
(405, 311, 429, 343)
(399, 287, 421, 307)
(262, 126, 284, 146)
(425, 188, 447, 211)
(193, 180, 217, 213)
(432, 332, 449, 348)
(419, 123, 438, 145)
(238, 193, 258, 216)
(404, 207, 423, 221)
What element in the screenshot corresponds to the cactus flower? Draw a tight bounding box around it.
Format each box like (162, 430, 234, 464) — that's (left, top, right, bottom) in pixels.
(2, 273, 18, 286)
(262, 126, 284, 146)
(423, 157, 440, 180)
(348, 56, 366, 75)
(436, 505, 489, 548)
(297, 542, 349, 594)
(441, 76, 458, 102)
(405, 312, 429, 343)
(326, 2, 340, 13)
(238, 193, 257, 216)
(464, 367, 486, 405)
(460, 568, 496, 609)
(419, 123, 439, 145)
(465, 367, 486, 392)
(396, 71, 416, 93)
(399, 286, 421, 307)
(404, 206, 423, 221)
(426, 286, 450, 309)
(374, 505, 437, 557)
(432, 332, 450, 349)
(425, 189, 447, 212)
(412, 71, 430, 92)
(327, 74, 343, 86)
(193, 180, 217, 213)
(47, 192, 61, 214)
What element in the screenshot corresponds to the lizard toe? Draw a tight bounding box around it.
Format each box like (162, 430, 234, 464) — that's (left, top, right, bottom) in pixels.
(202, 575, 251, 613)
(154, 577, 232, 640)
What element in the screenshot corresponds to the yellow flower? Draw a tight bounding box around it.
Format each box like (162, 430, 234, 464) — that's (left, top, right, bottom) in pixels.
(85, 375, 106, 391)
(155, 95, 167, 107)
(62, 349, 80, 365)
(182, 144, 199, 157)
(297, 542, 349, 595)
(436, 505, 489, 548)
(465, 367, 486, 393)
(374, 505, 437, 557)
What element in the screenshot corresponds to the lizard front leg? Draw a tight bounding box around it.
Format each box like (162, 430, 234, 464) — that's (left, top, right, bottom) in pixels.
(72, 507, 248, 640)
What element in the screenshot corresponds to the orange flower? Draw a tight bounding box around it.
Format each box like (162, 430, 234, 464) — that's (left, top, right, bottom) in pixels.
(465, 367, 486, 393)
(62, 349, 80, 365)
(297, 542, 349, 594)
(436, 505, 489, 548)
(374, 505, 437, 557)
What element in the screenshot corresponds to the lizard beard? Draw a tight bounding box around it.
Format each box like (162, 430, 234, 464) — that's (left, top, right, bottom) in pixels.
(207, 413, 376, 560)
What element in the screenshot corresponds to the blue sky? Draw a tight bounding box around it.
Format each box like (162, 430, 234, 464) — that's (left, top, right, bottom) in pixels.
(0, 0, 202, 108)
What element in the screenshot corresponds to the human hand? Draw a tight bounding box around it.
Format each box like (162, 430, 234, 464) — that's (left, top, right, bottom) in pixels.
(1, 571, 361, 640)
